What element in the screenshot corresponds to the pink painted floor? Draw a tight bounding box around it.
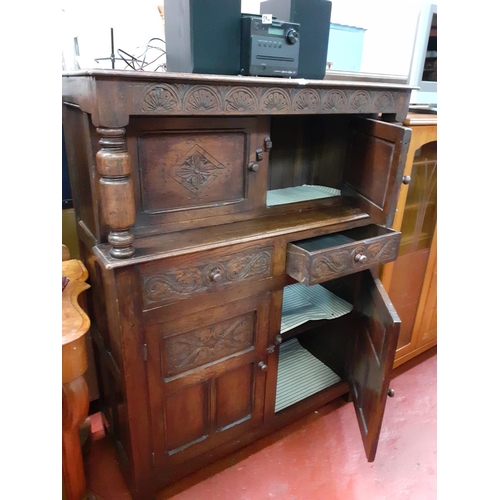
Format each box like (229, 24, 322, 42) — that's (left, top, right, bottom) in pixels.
(85, 348, 437, 500)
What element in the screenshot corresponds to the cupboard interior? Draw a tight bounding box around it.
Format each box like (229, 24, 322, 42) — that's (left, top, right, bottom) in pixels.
(267, 115, 354, 207)
(275, 274, 358, 413)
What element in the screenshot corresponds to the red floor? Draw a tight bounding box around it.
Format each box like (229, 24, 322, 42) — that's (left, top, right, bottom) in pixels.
(85, 348, 437, 500)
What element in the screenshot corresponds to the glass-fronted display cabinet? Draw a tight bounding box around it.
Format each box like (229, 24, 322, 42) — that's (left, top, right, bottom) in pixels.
(380, 112, 437, 367)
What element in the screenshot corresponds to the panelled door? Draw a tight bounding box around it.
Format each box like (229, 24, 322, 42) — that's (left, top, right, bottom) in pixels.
(348, 268, 401, 461)
(144, 292, 271, 473)
(343, 118, 412, 227)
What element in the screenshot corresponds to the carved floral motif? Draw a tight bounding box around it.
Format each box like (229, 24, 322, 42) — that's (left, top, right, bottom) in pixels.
(261, 89, 290, 112)
(165, 315, 254, 374)
(184, 86, 220, 111)
(169, 145, 226, 194)
(349, 90, 371, 112)
(322, 90, 348, 111)
(292, 90, 320, 112)
(373, 92, 394, 111)
(142, 85, 180, 112)
(224, 88, 258, 112)
(311, 251, 351, 279)
(142, 248, 272, 305)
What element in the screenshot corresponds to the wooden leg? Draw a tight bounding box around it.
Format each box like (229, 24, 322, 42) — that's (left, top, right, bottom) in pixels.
(63, 375, 89, 500)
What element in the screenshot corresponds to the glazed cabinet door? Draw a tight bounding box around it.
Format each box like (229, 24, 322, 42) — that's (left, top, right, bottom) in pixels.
(348, 269, 400, 462)
(144, 293, 271, 473)
(342, 118, 412, 226)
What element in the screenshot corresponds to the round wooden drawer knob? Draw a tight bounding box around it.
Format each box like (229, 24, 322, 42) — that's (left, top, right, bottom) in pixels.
(208, 269, 222, 282)
(354, 254, 367, 263)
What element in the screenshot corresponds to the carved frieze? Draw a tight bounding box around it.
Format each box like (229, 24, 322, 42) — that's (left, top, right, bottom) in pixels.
(142, 247, 273, 306)
(163, 314, 255, 375)
(136, 83, 405, 116)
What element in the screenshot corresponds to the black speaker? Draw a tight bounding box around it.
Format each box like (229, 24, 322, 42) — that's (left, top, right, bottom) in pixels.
(163, 0, 241, 75)
(260, 0, 332, 79)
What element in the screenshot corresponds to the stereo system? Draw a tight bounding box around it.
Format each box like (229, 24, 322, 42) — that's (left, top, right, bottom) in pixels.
(240, 14, 300, 77)
(163, 0, 331, 79)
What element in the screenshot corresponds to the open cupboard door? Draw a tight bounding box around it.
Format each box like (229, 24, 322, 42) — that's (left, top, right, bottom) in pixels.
(348, 269, 401, 461)
(342, 118, 412, 227)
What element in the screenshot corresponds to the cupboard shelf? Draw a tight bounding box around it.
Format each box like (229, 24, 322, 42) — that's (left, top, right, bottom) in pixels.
(275, 338, 342, 413)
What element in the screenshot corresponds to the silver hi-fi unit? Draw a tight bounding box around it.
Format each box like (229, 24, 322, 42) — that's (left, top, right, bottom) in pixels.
(240, 14, 300, 77)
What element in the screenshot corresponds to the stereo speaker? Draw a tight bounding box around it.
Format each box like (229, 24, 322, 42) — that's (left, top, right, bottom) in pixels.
(163, 0, 241, 75)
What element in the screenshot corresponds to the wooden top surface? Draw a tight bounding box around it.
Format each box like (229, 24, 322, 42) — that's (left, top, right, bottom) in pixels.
(62, 68, 416, 90)
(62, 259, 90, 346)
(404, 112, 438, 126)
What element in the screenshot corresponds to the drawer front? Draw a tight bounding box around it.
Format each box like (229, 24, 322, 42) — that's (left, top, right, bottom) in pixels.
(286, 224, 400, 285)
(140, 244, 274, 309)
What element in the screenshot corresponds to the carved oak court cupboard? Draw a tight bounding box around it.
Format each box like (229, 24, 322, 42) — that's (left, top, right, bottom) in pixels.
(62, 69, 413, 499)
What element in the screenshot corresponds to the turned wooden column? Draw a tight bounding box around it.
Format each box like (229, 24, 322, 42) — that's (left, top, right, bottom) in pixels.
(96, 127, 136, 258)
(62, 258, 91, 500)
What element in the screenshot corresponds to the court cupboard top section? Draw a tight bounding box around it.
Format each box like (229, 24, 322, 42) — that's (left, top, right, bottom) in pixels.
(62, 70, 413, 125)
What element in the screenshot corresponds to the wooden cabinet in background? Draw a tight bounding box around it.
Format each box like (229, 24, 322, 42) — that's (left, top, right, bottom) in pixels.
(380, 112, 437, 368)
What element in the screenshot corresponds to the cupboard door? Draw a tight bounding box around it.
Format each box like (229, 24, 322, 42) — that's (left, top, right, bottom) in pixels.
(348, 269, 400, 462)
(128, 116, 270, 232)
(144, 293, 271, 469)
(342, 118, 412, 226)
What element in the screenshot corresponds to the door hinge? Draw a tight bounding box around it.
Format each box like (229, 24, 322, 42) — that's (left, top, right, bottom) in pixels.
(143, 343, 147, 361)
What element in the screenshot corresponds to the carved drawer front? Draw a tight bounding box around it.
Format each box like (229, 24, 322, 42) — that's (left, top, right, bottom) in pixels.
(286, 224, 400, 285)
(141, 244, 274, 309)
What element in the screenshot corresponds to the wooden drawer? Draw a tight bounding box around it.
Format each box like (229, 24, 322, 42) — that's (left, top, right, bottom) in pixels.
(140, 243, 274, 310)
(286, 224, 400, 285)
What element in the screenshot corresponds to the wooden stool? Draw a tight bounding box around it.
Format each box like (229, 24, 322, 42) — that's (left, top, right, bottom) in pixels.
(62, 255, 91, 500)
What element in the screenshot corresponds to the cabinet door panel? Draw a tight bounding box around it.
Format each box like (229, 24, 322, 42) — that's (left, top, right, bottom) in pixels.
(343, 119, 411, 226)
(216, 364, 254, 430)
(164, 381, 210, 453)
(145, 293, 270, 469)
(128, 116, 270, 233)
(349, 269, 400, 462)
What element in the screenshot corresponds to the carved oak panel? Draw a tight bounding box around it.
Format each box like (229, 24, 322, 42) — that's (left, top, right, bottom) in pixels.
(138, 130, 246, 213)
(162, 313, 255, 377)
(135, 83, 402, 117)
(142, 247, 273, 307)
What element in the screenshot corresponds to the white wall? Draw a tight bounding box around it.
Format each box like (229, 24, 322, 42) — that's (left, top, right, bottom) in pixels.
(62, 0, 432, 76)
(243, 0, 429, 76)
(62, 0, 164, 70)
